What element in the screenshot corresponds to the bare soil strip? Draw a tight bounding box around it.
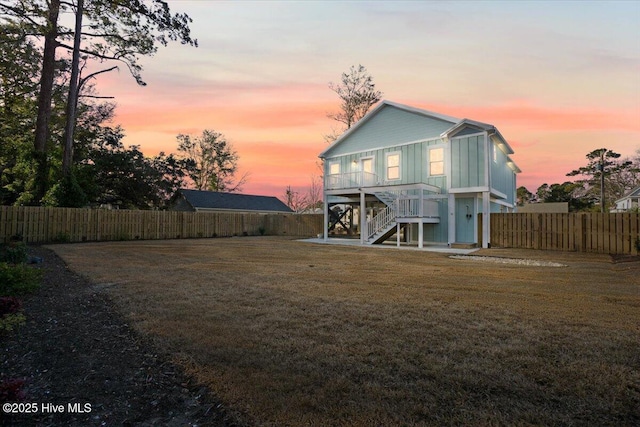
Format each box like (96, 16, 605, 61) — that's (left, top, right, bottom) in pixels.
(1, 247, 237, 426)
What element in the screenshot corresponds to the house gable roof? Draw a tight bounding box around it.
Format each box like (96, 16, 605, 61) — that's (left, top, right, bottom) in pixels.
(320, 100, 459, 159)
(178, 189, 293, 213)
(319, 100, 516, 159)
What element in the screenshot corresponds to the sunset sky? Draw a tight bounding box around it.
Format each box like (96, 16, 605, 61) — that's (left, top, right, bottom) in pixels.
(96, 0, 640, 198)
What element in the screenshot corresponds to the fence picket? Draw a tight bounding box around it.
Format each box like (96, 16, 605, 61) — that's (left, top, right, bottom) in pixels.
(489, 212, 639, 255)
(0, 206, 322, 244)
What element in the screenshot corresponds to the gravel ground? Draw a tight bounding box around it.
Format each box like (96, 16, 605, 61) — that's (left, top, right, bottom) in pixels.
(449, 255, 567, 267)
(1, 247, 239, 427)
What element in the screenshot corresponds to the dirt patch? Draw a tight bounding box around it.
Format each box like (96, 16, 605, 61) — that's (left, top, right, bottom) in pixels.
(1, 247, 239, 427)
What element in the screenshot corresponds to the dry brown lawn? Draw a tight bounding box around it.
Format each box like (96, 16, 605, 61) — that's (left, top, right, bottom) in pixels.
(49, 237, 639, 426)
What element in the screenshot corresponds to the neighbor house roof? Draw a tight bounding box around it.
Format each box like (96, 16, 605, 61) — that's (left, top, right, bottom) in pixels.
(615, 186, 640, 203)
(176, 189, 293, 213)
(319, 100, 518, 169)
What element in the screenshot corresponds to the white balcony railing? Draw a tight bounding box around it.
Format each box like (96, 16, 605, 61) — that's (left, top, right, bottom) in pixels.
(325, 171, 379, 190)
(397, 198, 440, 218)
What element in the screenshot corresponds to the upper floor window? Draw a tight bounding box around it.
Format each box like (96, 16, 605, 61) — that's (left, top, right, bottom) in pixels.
(386, 153, 400, 180)
(429, 147, 444, 175)
(329, 162, 340, 175)
(493, 143, 498, 163)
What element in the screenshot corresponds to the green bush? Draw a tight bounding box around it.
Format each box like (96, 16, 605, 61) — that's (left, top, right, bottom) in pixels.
(0, 313, 26, 333)
(0, 242, 28, 264)
(0, 263, 42, 296)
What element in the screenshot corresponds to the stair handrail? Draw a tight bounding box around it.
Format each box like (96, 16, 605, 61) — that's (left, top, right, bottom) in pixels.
(367, 202, 397, 240)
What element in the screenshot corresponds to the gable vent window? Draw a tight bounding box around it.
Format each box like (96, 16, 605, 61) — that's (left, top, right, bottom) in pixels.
(386, 153, 400, 180)
(429, 147, 444, 175)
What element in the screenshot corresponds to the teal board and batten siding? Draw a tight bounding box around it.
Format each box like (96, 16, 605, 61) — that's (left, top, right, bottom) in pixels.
(490, 142, 517, 204)
(324, 105, 455, 157)
(409, 198, 449, 243)
(450, 135, 486, 189)
(325, 139, 448, 189)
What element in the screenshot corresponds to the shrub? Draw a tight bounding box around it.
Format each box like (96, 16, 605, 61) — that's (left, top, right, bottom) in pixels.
(0, 242, 28, 265)
(0, 313, 26, 333)
(258, 226, 266, 236)
(0, 263, 42, 296)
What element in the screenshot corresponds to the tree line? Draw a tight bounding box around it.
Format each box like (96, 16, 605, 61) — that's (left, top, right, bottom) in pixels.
(517, 148, 640, 212)
(1, 0, 244, 209)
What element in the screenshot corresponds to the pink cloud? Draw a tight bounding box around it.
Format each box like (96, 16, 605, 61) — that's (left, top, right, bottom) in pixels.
(413, 100, 640, 132)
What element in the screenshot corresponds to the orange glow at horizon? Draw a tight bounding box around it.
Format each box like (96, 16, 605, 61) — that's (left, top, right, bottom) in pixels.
(88, 1, 639, 200)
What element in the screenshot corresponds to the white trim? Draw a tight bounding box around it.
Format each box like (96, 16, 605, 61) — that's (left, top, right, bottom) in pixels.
(385, 151, 401, 181)
(448, 193, 455, 246)
(482, 192, 490, 249)
(490, 188, 508, 199)
(449, 131, 486, 140)
(491, 198, 515, 208)
(321, 136, 445, 160)
(360, 155, 375, 173)
(484, 131, 491, 189)
(449, 186, 490, 194)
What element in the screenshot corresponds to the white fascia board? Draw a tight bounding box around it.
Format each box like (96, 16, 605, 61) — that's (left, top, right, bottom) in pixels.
(491, 197, 514, 208)
(490, 188, 508, 199)
(441, 119, 492, 138)
(506, 155, 522, 173)
(382, 100, 460, 123)
(489, 130, 514, 155)
(449, 131, 486, 140)
(449, 186, 490, 194)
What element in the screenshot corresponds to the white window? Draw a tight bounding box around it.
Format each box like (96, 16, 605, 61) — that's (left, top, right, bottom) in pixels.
(386, 153, 400, 180)
(493, 143, 498, 163)
(329, 162, 340, 175)
(429, 147, 444, 175)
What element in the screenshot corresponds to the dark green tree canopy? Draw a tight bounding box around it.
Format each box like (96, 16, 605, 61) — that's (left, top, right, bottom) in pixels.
(0, 0, 199, 207)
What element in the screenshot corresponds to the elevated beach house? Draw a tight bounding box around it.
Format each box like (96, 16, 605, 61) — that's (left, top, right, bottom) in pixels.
(319, 100, 520, 248)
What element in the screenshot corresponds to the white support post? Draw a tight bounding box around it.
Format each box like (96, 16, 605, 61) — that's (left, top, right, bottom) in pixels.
(448, 193, 455, 246)
(323, 193, 328, 241)
(360, 191, 366, 244)
(397, 222, 400, 247)
(482, 191, 490, 248)
(418, 221, 424, 249)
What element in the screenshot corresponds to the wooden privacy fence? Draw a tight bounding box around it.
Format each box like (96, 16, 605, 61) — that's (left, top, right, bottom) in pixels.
(0, 206, 323, 243)
(489, 213, 640, 255)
